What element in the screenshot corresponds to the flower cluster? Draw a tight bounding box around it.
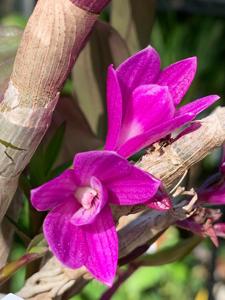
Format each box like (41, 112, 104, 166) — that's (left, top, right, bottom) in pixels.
(31, 46, 219, 285)
(177, 147, 225, 246)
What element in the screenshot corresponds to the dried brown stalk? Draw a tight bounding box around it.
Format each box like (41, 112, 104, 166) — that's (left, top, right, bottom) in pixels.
(0, 0, 110, 266)
(17, 107, 225, 299)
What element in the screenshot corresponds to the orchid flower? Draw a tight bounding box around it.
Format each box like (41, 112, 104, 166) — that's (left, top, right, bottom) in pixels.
(31, 150, 160, 285)
(177, 146, 225, 246)
(105, 46, 220, 158)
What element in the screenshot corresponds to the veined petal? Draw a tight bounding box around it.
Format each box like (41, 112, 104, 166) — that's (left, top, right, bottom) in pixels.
(157, 57, 197, 105)
(71, 177, 108, 226)
(117, 84, 175, 146)
(117, 46, 160, 98)
(31, 169, 78, 211)
(74, 150, 160, 205)
(43, 197, 86, 269)
(85, 206, 118, 286)
(104, 65, 123, 151)
(118, 113, 194, 158)
(176, 95, 220, 117)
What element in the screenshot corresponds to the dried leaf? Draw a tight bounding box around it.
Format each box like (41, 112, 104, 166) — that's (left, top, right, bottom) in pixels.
(111, 0, 156, 53)
(72, 20, 129, 138)
(43, 96, 102, 164)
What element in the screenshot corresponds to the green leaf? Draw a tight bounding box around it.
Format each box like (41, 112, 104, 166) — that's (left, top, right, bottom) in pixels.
(44, 122, 66, 176)
(1, 14, 27, 29)
(47, 160, 72, 180)
(0, 234, 48, 286)
(5, 214, 31, 246)
(72, 20, 129, 138)
(138, 235, 202, 267)
(0, 26, 22, 99)
(28, 145, 46, 186)
(27, 233, 48, 254)
(111, 0, 156, 53)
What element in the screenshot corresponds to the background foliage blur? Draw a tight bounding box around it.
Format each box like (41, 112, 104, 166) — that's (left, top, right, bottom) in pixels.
(0, 0, 225, 299)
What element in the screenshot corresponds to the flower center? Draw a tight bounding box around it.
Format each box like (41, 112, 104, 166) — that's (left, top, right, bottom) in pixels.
(75, 186, 98, 209)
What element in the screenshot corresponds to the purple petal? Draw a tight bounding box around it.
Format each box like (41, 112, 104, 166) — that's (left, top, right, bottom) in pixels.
(43, 197, 86, 268)
(104, 66, 123, 151)
(198, 183, 225, 205)
(177, 219, 203, 235)
(31, 169, 78, 211)
(117, 84, 175, 146)
(74, 150, 160, 205)
(176, 95, 220, 117)
(157, 57, 197, 105)
(146, 190, 172, 211)
(71, 177, 108, 226)
(116, 46, 160, 98)
(177, 219, 219, 246)
(214, 223, 225, 238)
(118, 113, 195, 158)
(85, 206, 118, 286)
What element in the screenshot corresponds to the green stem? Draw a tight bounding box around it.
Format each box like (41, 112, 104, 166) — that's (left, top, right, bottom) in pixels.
(0, 250, 47, 285)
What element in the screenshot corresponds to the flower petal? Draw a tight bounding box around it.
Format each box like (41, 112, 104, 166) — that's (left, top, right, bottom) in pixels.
(116, 46, 160, 98)
(31, 169, 78, 211)
(176, 95, 220, 117)
(198, 184, 225, 205)
(177, 219, 219, 246)
(105, 65, 123, 151)
(43, 197, 86, 268)
(214, 223, 225, 238)
(71, 177, 108, 226)
(85, 206, 118, 286)
(117, 84, 175, 145)
(157, 57, 197, 105)
(177, 219, 203, 235)
(118, 113, 195, 158)
(146, 190, 172, 211)
(74, 150, 160, 205)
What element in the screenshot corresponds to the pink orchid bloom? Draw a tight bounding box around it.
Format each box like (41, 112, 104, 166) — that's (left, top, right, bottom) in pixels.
(105, 46, 220, 158)
(198, 145, 225, 206)
(178, 146, 225, 246)
(31, 150, 160, 286)
(177, 208, 224, 246)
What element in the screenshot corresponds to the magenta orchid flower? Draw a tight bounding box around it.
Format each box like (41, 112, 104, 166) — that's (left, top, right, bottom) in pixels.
(31, 150, 160, 286)
(177, 146, 225, 246)
(105, 46, 220, 158)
